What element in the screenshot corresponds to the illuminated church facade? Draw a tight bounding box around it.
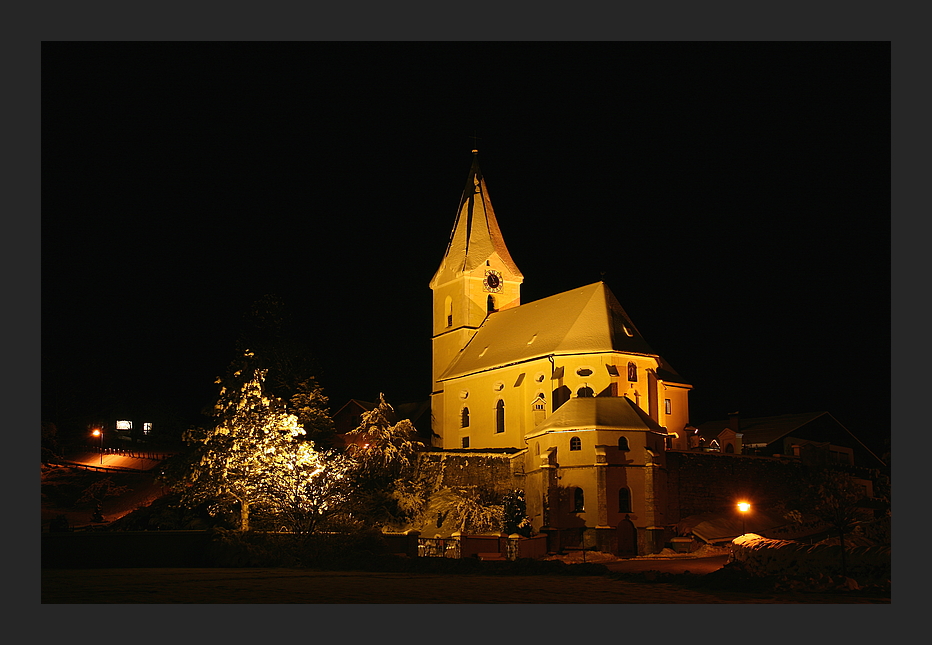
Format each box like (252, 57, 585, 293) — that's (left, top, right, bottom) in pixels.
(429, 153, 693, 553)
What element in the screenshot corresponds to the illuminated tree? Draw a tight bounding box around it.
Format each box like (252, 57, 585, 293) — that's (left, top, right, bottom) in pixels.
(262, 442, 353, 535)
(234, 295, 336, 449)
(174, 352, 307, 531)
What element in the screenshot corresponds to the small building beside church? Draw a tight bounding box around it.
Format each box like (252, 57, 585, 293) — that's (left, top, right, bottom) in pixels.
(695, 411, 886, 469)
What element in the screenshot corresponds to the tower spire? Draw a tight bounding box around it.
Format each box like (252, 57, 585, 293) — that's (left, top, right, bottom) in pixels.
(431, 153, 522, 288)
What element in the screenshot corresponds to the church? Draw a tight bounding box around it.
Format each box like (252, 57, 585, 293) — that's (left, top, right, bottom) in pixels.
(428, 152, 694, 554)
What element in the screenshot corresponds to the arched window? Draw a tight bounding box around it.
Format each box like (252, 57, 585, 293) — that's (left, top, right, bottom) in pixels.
(487, 294, 496, 313)
(627, 362, 637, 382)
(573, 487, 585, 512)
(576, 386, 594, 398)
(618, 436, 630, 451)
(495, 399, 505, 434)
(445, 296, 453, 327)
(570, 436, 581, 451)
(461, 407, 470, 428)
(725, 443, 735, 453)
(618, 487, 632, 513)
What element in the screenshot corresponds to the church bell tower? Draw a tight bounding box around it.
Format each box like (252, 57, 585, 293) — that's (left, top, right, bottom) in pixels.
(429, 152, 523, 443)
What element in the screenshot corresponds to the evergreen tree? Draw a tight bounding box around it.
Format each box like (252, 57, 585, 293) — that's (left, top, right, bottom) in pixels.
(289, 377, 337, 450)
(502, 489, 533, 536)
(235, 295, 336, 447)
(346, 393, 423, 481)
(234, 294, 322, 403)
(344, 393, 425, 527)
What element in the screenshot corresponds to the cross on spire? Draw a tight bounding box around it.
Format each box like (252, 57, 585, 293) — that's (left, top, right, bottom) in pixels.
(469, 130, 481, 154)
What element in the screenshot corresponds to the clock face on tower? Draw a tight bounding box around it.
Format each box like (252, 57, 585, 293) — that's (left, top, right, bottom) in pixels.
(483, 269, 503, 293)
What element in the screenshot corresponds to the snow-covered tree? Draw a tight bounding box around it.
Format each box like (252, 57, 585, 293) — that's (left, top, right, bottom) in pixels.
(502, 489, 533, 536)
(174, 352, 307, 531)
(262, 442, 353, 535)
(343, 393, 425, 527)
(346, 393, 423, 480)
(447, 488, 505, 534)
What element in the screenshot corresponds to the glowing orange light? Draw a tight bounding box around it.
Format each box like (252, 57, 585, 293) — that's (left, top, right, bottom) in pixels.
(92, 429, 101, 437)
(737, 502, 750, 513)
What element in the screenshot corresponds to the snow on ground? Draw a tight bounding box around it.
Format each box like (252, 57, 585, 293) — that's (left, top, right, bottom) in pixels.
(543, 543, 732, 564)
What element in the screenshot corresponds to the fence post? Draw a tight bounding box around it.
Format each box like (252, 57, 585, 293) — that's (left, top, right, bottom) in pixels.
(407, 530, 420, 559)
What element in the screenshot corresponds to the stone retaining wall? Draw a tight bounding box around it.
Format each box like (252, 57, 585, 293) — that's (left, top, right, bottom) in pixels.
(418, 451, 524, 494)
(730, 533, 891, 586)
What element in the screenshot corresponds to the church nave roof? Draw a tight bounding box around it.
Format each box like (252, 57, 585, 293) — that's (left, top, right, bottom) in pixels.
(440, 282, 664, 380)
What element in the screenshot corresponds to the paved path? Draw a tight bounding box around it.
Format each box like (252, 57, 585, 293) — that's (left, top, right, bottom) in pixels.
(603, 554, 730, 575)
(64, 451, 165, 471)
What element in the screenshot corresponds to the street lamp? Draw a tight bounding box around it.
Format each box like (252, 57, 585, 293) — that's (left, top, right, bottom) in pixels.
(92, 428, 103, 465)
(737, 501, 751, 535)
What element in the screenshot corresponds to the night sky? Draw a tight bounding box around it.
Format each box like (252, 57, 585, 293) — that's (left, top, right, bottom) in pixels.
(41, 42, 890, 452)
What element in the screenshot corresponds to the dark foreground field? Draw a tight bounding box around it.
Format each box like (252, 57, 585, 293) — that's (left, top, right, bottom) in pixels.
(41, 568, 890, 604)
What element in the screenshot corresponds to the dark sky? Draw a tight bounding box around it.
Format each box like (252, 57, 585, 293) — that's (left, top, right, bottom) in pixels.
(41, 42, 890, 451)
